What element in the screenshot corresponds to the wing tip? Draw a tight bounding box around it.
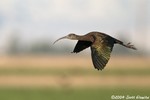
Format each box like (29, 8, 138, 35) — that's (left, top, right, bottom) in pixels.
(95, 66, 105, 71)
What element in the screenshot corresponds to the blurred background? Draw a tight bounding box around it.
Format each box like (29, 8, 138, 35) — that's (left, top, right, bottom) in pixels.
(0, 0, 150, 100)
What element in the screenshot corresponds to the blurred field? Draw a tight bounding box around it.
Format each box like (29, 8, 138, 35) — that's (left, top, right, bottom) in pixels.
(0, 88, 150, 100)
(0, 55, 150, 100)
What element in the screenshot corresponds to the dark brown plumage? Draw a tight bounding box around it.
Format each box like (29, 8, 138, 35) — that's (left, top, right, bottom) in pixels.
(54, 31, 137, 70)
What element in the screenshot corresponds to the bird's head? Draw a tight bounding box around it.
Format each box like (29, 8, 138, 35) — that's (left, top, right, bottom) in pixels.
(53, 33, 77, 44)
(67, 33, 77, 39)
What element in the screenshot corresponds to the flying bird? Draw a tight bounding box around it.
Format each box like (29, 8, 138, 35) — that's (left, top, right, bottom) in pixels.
(53, 31, 137, 70)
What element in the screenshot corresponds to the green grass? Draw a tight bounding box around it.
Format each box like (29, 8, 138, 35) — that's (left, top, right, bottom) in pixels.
(0, 87, 150, 100)
(0, 67, 150, 76)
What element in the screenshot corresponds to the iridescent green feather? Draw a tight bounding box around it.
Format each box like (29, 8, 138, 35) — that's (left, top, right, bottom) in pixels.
(90, 37, 114, 70)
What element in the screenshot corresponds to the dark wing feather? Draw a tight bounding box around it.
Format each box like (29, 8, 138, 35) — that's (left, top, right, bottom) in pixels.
(73, 40, 92, 53)
(90, 38, 114, 70)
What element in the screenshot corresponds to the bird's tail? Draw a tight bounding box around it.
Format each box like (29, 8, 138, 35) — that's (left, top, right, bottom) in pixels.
(115, 39, 137, 50)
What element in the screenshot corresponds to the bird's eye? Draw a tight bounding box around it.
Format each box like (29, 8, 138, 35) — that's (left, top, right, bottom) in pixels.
(68, 34, 72, 37)
(68, 34, 74, 37)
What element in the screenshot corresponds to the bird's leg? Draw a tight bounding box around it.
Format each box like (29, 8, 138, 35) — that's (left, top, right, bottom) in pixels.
(123, 42, 137, 50)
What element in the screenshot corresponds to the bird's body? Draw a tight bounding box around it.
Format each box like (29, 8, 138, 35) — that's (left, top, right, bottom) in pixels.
(54, 31, 136, 70)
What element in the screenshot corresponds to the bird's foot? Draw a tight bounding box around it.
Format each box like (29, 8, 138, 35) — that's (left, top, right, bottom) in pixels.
(126, 42, 137, 50)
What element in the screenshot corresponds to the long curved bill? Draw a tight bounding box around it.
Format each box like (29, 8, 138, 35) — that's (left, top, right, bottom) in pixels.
(53, 36, 68, 44)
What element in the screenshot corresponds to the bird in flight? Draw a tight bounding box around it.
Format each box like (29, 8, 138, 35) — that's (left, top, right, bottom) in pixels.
(53, 31, 137, 70)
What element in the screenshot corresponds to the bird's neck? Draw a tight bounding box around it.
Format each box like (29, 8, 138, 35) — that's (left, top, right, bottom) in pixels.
(74, 34, 94, 42)
(74, 34, 84, 40)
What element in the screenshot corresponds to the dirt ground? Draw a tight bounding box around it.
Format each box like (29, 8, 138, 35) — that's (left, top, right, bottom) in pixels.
(0, 75, 150, 88)
(0, 55, 150, 88)
(0, 55, 149, 69)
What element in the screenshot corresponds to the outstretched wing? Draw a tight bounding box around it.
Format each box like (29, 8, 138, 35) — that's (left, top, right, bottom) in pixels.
(90, 38, 114, 70)
(73, 40, 92, 53)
